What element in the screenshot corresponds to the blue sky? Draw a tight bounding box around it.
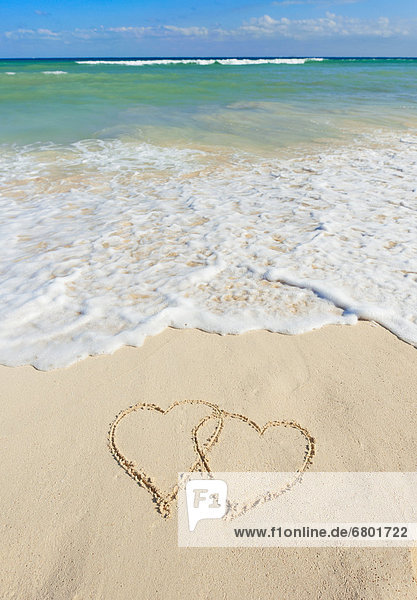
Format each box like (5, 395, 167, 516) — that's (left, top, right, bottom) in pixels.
(0, 0, 416, 58)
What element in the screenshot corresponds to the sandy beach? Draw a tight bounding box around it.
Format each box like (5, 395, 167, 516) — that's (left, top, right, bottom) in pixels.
(2, 14, 417, 599)
(1, 321, 417, 599)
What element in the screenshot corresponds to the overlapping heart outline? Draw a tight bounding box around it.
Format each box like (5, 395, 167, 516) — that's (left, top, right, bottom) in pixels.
(108, 399, 224, 517)
(108, 399, 315, 519)
(193, 411, 316, 520)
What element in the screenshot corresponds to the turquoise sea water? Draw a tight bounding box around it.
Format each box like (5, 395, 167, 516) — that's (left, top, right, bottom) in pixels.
(1, 57, 417, 368)
(1, 57, 417, 151)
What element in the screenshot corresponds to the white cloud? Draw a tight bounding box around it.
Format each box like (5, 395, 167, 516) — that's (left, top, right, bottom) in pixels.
(5, 28, 62, 40)
(163, 25, 209, 37)
(238, 13, 411, 39)
(37, 29, 60, 37)
(2, 14, 414, 44)
(272, 0, 360, 5)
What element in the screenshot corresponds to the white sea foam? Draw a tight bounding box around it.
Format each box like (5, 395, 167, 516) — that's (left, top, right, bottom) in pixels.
(0, 132, 416, 369)
(5, 72, 16, 75)
(42, 70, 67, 75)
(76, 58, 324, 66)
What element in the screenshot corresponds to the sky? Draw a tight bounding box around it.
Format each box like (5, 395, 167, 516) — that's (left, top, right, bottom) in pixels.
(0, 0, 416, 58)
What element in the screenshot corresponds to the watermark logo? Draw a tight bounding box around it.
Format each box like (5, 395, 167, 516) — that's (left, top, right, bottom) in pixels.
(186, 479, 228, 531)
(179, 472, 417, 546)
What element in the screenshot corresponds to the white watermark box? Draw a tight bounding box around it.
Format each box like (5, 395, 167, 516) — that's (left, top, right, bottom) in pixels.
(177, 472, 417, 547)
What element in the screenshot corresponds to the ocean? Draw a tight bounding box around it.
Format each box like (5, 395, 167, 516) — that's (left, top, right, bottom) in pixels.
(1, 57, 416, 368)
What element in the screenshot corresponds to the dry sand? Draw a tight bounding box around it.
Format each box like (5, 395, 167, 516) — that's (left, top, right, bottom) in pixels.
(1, 321, 417, 599)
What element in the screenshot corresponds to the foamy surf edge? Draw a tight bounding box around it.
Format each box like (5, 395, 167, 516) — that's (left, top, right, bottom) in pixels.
(0, 132, 416, 370)
(75, 58, 324, 66)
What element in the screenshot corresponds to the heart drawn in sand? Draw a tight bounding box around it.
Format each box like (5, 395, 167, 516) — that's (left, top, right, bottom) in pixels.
(194, 411, 316, 519)
(109, 399, 316, 520)
(108, 399, 223, 517)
